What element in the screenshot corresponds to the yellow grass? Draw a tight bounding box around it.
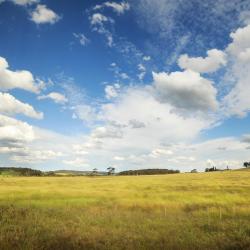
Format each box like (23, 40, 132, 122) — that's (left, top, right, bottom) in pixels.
(0, 170, 250, 249)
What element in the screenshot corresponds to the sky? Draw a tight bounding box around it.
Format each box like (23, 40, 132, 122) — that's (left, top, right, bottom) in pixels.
(0, 0, 250, 172)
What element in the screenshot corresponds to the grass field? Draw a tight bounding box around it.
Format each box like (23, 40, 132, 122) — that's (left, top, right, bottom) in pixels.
(0, 170, 250, 250)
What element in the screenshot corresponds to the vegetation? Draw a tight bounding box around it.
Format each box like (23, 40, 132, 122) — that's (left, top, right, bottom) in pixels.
(0, 167, 42, 176)
(243, 162, 250, 168)
(107, 166, 115, 175)
(0, 170, 250, 249)
(119, 168, 180, 175)
(205, 166, 219, 172)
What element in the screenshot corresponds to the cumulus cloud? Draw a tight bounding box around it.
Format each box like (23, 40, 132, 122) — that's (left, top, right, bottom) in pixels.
(97, 86, 212, 158)
(30, 4, 60, 24)
(38, 92, 68, 104)
(92, 126, 123, 139)
(129, 119, 145, 129)
(11, 149, 62, 163)
(227, 24, 250, 57)
(0, 56, 41, 93)
(0, 114, 35, 146)
(178, 49, 227, 73)
(0, 92, 43, 119)
(153, 70, 218, 111)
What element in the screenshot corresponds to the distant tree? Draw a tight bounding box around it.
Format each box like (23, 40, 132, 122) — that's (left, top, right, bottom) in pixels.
(0, 167, 42, 176)
(107, 167, 115, 175)
(205, 166, 219, 172)
(191, 169, 197, 173)
(243, 162, 250, 168)
(92, 168, 98, 175)
(118, 169, 180, 176)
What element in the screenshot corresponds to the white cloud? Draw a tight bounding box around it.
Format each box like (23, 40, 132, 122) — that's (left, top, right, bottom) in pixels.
(129, 119, 145, 129)
(63, 158, 89, 167)
(120, 72, 129, 79)
(11, 0, 37, 5)
(178, 49, 227, 73)
(0, 56, 41, 93)
(92, 126, 123, 139)
(138, 64, 145, 71)
(239, 10, 250, 25)
(133, 0, 250, 43)
(72, 144, 89, 156)
(105, 85, 119, 99)
(11, 149, 62, 163)
(38, 92, 68, 104)
(222, 24, 250, 117)
(0, 0, 38, 5)
(166, 34, 191, 68)
(90, 13, 112, 25)
(113, 156, 125, 161)
(103, 1, 130, 15)
(143, 56, 151, 61)
(149, 148, 173, 158)
(97, 86, 212, 157)
(0, 114, 35, 145)
(153, 70, 218, 111)
(237, 48, 250, 62)
(30, 4, 60, 24)
(138, 63, 146, 80)
(73, 33, 90, 46)
(242, 134, 250, 144)
(227, 24, 250, 56)
(73, 104, 98, 124)
(0, 92, 43, 119)
(93, 1, 130, 15)
(90, 13, 114, 47)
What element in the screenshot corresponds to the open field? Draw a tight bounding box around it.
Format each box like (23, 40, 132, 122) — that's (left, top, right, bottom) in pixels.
(0, 170, 250, 250)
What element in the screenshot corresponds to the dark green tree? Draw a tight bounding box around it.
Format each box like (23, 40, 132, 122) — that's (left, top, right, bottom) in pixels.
(107, 167, 115, 175)
(243, 162, 250, 168)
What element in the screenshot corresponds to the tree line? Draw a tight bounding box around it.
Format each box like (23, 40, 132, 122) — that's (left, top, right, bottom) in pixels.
(118, 169, 180, 175)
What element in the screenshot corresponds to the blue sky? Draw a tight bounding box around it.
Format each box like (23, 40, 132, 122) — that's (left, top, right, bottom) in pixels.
(0, 0, 250, 172)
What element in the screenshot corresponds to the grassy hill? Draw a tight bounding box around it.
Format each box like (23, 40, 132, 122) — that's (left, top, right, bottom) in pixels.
(0, 170, 250, 249)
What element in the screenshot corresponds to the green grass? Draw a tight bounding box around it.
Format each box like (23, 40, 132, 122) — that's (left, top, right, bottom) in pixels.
(0, 170, 250, 249)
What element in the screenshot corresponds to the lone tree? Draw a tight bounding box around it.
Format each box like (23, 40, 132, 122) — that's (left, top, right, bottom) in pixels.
(243, 162, 250, 168)
(92, 168, 98, 175)
(107, 167, 115, 175)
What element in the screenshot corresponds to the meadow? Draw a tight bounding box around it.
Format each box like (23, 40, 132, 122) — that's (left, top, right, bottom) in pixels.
(0, 170, 250, 250)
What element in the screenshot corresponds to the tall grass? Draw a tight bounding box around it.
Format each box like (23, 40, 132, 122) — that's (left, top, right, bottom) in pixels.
(0, 171, 250, 249)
